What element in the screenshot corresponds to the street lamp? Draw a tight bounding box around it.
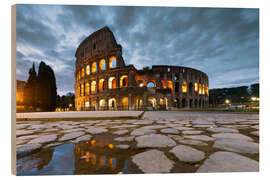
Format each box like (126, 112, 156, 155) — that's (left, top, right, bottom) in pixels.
(225, 99, 230, 104)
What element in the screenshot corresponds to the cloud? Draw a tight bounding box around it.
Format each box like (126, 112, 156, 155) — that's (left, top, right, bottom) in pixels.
(16, 5, 259, 95)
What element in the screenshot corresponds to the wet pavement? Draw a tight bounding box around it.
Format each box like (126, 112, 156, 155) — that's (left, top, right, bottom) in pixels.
(16, 111, 259, 175)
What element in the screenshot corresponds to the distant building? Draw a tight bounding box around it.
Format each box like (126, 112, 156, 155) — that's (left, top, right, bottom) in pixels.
(16, 80, 26, 110)
(74, 26, 209, 111)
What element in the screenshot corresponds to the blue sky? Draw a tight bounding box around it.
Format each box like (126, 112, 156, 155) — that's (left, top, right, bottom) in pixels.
(16, 4, 259, 95)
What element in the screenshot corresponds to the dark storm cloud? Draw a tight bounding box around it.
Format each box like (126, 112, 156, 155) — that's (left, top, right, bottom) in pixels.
(16, 5, 259, 95)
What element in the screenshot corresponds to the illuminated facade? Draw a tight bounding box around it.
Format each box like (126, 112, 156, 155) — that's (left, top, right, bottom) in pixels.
(74, 26, 209, 110)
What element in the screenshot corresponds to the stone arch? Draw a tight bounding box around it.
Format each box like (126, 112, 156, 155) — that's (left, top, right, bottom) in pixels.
(109, 56, 117, 69)
(175, 98, 180, 108)
(182, 81, 187, 93)
(108, 77, 116, 89)
(91, 80, 96, 93)
(189, 82, 193, 94)
(99, 59, 106, 71)
(175, 82, 179, 93)
(148, 97, 157, 110)
(81, 67, 85, 77)
(195, 99, 198, 108)
(159, 97, 168, 110)
(189, 99, 193, 108)
(86, 65, 90, 75)
(99, 99, 106, 110)
(120, 75, 128, 88)
(134, 96, 143, 110)
(85, 82, 90, 95)
(108, 98, 116, 110)
(147, 81, 155, 88)
(182, 98, 187, 108)
(120, 97, 129, 110)
(98, 79, 105, 91)
(92, 62, 97, 73)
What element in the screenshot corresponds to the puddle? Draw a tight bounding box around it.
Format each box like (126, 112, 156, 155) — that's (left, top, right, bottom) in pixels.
(17, 138, 143, 175)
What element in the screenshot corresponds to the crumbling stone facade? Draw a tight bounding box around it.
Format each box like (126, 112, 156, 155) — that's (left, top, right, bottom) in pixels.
(74, 26, 209, 111)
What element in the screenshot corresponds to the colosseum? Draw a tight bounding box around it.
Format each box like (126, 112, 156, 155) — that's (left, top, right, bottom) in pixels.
(74, 26, 209, 111)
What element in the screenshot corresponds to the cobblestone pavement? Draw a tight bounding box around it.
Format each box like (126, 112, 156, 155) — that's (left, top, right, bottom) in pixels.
(16, 111, 259, 174)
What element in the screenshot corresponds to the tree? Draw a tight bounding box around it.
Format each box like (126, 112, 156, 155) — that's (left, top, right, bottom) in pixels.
(36, 61, 57, 111)
(23, 63, 37, 109)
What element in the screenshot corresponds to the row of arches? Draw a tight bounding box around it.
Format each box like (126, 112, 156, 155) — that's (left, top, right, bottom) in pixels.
(175, 98, 208, 108)
(77, 96, 169, 111)
(79, 75, 128, 96)
(77, 56, 117, 81)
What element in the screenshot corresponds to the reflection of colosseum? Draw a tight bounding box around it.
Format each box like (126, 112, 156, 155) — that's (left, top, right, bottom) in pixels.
(74, 26, 209, 111)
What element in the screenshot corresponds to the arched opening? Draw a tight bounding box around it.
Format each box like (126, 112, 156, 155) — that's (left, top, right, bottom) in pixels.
(175, 98, 180, 108)
(108, 98, 116, 110)
(99, 99, 106, 110)
(99, 59, 106, 71)
(91, 99, 97, 110)
(78, 71, 81, 80)
(92, 62, 97, 73)
(167, 81, 173, 90)
(148, 97, 157, 110)
(199, 99, 202, 108)
(134, 97, 143, 110)
(80, 84, 84, 96)
(109, 56, 117, 69)
(159, 97, 168, 110)
(199, 84, 202, 95)
(175, 82, 179, 93)
(81, 68, 85, 77)
(91, 81, 96, 93)
(189, 99, 193, 108)
(195, 99, 198, 108)
(120, 97, 129, 110)
(86, 65, 90, 75)
(85, 82, 90, 95)
(120, 75, 128, 88)
(98, 79, 105, 91)
(182, 81, 187, 93)
(202, 85, 205, 95)
(108, 77, 116, 89)
(189, 82, 193, 94)
(182, 98, 187, 108)
(194, 83, 198, 92)
(147, 81, 155, 88)
(174, 74, 179, 81)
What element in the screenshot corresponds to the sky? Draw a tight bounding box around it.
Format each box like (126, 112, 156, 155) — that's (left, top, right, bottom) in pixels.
(16, 4, 259, 95)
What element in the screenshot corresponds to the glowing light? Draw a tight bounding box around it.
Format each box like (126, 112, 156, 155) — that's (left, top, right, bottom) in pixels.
(108, 144, 114, 149)
(99, 59, 106, 70)
(91, 139, 96, 145)
(92, 62, 97, 73)
(225, 99, 230, 104)
(182, 81, 187, 93)
(109, 56, 116, 68)
(139, 83, 144, 87)
(86, 65, 90, 75)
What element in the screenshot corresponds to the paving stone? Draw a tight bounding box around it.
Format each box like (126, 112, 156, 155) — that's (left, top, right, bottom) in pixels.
(73, 135, 92, 143)
(132, 120, 154, 125)
(182, 130, 203, 135)
(115, 144, 130, 149)
(16, 130, 36, 137)
(85, 127, 108, 134)
(43, 142, 63, 149)
(177, 139, 208, 146)
(170, 145, 205, 163)
(252, 125, 259, 130)
(140, 125, 167, 130)
(112, 130, 129, 135)
(17, 135, 39, 141)
(207, 127, 239, 133)
(109, 125, 138, 129)
(211, 133, 253, 141)
(28, 134, 58, 144)
(136, 134, 176, 148)
(16, 124, 31, 129)
(197, 151, 259, 172)
(193, 125, 216, 128)
(192, 120, 215, 125)
(160, 128, 180, 134)
(17, 143, 42, 158)
(250, 131, 259, 136)
(132, 149, 174, 173)
(43, 128, 60, 132)
(114, 136, 135, 142)
(62, 128, 85, 133)
(213, 139, 259, 154)
(173, 127, 194, 131)
(59, 132, 85, 141)
(131, 128, 156, 136)
(185, 135, 215, 142)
